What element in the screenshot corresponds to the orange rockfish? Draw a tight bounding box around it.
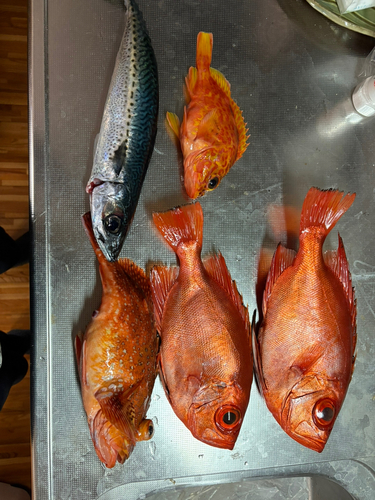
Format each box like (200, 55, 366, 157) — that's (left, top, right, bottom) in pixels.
(150, 202, 252, 449)
(166, 32, 248, 199)
(253, 188, 357, 453)
(76, 212, 158, 468)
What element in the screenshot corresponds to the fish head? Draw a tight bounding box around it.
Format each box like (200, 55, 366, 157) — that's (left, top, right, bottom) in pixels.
(187, 382, 248, 449)
(280, 374, 343, 452)
(90, 182, 133, 261)
(184, 146, 230, 199)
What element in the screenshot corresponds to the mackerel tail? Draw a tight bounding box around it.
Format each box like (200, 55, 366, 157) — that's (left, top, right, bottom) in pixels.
(86, 0, 159, 261)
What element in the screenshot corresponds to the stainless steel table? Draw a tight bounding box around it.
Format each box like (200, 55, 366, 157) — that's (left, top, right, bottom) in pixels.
(29, 0, 375, 499)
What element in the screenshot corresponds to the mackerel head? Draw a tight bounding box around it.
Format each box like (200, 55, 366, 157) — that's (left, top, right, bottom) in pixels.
(86, 0, 158, 261)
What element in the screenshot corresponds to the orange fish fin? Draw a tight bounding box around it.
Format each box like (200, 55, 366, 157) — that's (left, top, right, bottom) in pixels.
(185, 66, 198, 97)
(95, 380, 142, 442)
(152, 202, 204, 253)
(196, 31, 213, 73)
(166, 111, 180, 138)
(117, 257, 152, 304)
(263, 243, 296, 316)
(324, 234, 357, 358)
(150, 265, 179, 331)
(74, 331, 83, 367)
(210, 67, 231, 96)
(230, 99, 249, 160)
(196, 109, 220, 142)
(300, 188, 356, 235)
(251, 311, 267, 396)
(203, 252, 250, 331)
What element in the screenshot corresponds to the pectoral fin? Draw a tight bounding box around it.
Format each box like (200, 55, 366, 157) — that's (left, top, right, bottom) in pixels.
(95, 379, 142, 442)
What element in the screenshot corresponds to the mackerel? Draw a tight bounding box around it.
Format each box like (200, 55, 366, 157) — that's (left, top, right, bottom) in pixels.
(86, 0, 158, 261)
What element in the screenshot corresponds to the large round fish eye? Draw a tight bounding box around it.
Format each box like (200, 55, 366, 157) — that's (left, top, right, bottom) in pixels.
(313, 399, 335, 429)
(104, 214, 122, 234)
(207, 176, 219, 190)
(215, 405, 242, 432)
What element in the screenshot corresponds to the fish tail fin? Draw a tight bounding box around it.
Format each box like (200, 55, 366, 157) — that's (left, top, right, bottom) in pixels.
(196, 31, 213, 73)
(300, 188, 355, 236)
(152, 202, 203, 253)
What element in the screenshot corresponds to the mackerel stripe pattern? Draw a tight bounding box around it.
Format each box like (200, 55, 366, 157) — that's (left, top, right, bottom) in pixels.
(89, 0, 159, 205)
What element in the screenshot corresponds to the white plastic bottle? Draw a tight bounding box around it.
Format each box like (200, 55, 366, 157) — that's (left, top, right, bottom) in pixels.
(352, 75, 375, 117)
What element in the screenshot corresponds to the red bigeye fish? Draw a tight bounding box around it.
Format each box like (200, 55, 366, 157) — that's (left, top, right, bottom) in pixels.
(75, 212, 158, 468)
(253, 188, 357, 453)
(150, 202, 252, 449)
(166, 32, 248, 199)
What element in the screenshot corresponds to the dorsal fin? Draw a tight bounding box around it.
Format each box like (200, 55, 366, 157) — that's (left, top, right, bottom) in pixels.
(230, 98, 249, 161)
(210, 67, 231, 96)
(150, 265, 179, 331)
(263, 243, 296, 316)
(323, 233, 357, 361)
(203, 252, 249, 331)
(95, 379, 143, 443)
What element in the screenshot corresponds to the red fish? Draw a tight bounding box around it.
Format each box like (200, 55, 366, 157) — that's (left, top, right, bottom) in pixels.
(253, 188, 357, 452)
(75, 212, 158, 468)
(150, 202, 252, 449)
(166, 32, 248, 199)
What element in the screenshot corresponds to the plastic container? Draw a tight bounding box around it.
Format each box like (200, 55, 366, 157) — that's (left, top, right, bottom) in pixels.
(352, 75, 375, 117)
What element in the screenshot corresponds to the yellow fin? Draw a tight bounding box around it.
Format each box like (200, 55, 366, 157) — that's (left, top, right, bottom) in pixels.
(166, 112, 180, 138)
(210, 67, 231, 97)
(185, 66, 198, 97)
(230, 98, 249, 160)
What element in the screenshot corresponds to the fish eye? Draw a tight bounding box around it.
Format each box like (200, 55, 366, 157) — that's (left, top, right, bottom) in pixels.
(215, 405, 242, 432)
(137, 419, 154, 440)
(104, 214, 122, 234)
(313, 399, 336, 429)
(207, 176, 219, 190)
(148, 423, 154, 438)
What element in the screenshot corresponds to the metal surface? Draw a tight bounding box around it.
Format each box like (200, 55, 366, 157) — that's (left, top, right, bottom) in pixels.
(29, 0, 375, 499)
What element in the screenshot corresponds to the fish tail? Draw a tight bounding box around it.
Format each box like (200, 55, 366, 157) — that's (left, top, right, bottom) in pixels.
(300, 188, 355, 236)
(196, 32, 213, 73)
(152, 202, 203, 253)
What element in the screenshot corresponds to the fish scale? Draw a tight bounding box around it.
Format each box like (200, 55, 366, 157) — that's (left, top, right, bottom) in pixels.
(87, 0, 158, 261)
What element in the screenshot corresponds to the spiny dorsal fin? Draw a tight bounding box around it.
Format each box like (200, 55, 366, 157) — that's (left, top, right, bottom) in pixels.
(203, 252, 249, 332)
(150, 265, 179, 331)
(323, 233, 357, 363)
(230, 98, 249, 160)
(263, 243, 296, 316)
